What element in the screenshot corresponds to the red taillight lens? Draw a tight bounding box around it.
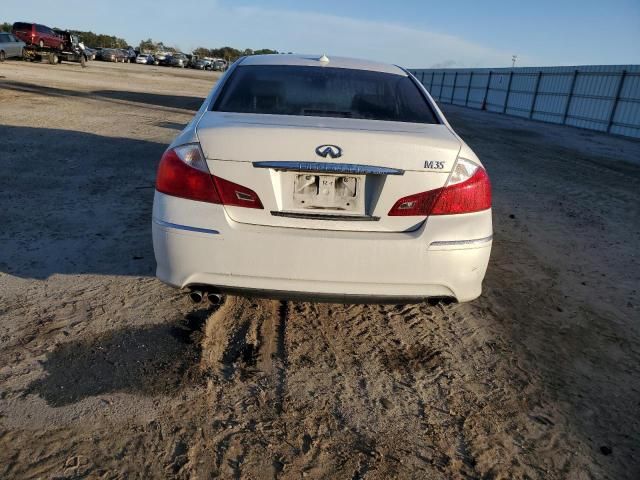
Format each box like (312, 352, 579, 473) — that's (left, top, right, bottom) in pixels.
(156, 148, 221, 204)
(388, 166, 491, 216)
(155, 145, 263, 209)
(388, 190, 440, 216)
(213, 176, 264, 209)
(430, 167, 491, 215)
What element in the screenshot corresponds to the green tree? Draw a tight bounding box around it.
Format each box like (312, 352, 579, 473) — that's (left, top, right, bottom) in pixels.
(68, 30, 128, 48)
(139, 38, 156, 52)
(138, 39, 176, 53)
(254, 49, 278, 55)
(1, 22, 11, 32)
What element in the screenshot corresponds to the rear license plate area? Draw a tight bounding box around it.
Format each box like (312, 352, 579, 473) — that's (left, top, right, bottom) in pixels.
(293, 174, 363, 213)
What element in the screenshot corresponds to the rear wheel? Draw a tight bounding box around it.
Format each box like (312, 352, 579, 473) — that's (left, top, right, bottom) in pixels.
(0, 51, 5, 62)
(48, 52, 59, 65)
(80, 55, 87, 68)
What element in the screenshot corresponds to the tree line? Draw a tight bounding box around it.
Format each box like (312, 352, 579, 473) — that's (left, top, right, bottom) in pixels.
(69, 30, 129, 48)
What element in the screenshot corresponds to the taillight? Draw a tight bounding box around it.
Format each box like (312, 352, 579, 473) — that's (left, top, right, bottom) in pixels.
(388, 158, 491, 216)
(155, 143, 263, 209)
(213, 176, 263, 208)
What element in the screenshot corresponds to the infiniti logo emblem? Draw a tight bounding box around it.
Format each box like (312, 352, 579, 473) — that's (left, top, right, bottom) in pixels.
(315, 145, 342, 159)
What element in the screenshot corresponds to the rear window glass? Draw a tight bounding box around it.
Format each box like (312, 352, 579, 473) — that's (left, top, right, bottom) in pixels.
(13, 23, 30, 31)
(214, 65, 439, 124)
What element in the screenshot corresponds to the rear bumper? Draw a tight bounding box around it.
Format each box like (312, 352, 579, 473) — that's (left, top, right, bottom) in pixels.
(152, 192, 492, 302)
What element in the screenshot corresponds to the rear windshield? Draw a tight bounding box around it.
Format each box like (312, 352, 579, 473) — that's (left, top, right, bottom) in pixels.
(213, 65, 439, 124)
(12, 22, 30, 31)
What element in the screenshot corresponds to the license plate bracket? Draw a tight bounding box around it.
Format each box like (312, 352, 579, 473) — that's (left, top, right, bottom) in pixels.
(293, 173, 364, 213)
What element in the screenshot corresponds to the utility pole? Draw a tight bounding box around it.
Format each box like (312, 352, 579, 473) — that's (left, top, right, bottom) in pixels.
(512, 55, 518, 68)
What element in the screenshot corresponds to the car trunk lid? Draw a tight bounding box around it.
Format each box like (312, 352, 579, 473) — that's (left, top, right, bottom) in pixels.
(196, 112, 461, 232)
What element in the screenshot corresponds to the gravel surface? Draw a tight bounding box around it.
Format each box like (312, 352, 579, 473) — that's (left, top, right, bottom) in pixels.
(1, 60, 639, 479)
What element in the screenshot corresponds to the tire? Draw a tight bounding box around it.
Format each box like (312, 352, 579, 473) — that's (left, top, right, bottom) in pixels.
(80, 55, 87, 68)
(0, 51, 5, 62)
(49, 52, 59, 65)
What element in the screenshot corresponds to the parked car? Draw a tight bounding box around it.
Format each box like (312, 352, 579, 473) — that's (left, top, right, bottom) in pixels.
(118, 49, 130, 62)
(154, 51, 172, 66)
(152, 54, 493, 304)
(136, 53, 155, 64)
(12, 22, 64, 50)
(170, 52, 188, 68)
(84, 47, 96, 60)
(100, 48, 126, 62)
(0, 32, 26, 61)
(211, 59, 228, 71)
(193, 58, 213, 70)
(124, 47, 137, 63)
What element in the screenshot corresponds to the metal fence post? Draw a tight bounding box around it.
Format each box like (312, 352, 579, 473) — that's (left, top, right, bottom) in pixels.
(451, 71, 458, 104)
(482, 71, 492, 110)
(438, 72, 444, 100)
(429, 71, 434, 91)
(420, 72, 425, 85)
(465, 71, 473, 107)
(607, 70, 627, 133)
(503, 71, 514, 113)
(562, 70, 578, 124)
(530, 71, 542, 119)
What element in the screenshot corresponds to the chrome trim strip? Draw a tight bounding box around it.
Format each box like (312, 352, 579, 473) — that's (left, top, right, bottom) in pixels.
(271, 211, 380, 221)
(430, 235, 493, 247)
(153, 219, 220, 235)
(253, 161, 404, 176)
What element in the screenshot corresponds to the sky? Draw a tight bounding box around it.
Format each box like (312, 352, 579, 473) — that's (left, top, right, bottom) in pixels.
(2, 0, 639, 68)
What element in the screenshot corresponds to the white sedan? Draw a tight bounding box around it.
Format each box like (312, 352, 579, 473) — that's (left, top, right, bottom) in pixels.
(136, 53, 154, 65)
(152, 54, 492, 303)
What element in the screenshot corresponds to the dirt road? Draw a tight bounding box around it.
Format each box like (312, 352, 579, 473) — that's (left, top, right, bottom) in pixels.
(1, 61, 639, 479)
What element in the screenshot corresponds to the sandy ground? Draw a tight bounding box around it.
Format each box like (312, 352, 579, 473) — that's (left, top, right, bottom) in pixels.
(0, 59, 639, 480)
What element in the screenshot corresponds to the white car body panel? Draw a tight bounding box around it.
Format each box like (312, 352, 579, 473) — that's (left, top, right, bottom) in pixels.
(152, 54, 493, 302)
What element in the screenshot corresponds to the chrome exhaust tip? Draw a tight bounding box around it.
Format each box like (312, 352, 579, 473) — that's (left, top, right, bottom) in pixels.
(207, 292, 223, 305)
(188, 290, 204, 304)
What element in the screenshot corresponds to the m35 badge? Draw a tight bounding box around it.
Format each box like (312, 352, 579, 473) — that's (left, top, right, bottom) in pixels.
(424, 160, 445, 169)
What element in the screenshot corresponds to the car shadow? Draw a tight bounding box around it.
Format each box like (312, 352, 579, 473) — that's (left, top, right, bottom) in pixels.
(0, 80, 203, 111)
(27, 306, 213, 406)
(94, 90, 203, 111)
(0, 126, 165, 279)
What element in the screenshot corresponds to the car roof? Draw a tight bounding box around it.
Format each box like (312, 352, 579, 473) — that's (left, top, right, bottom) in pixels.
(239, 54, 406, 76)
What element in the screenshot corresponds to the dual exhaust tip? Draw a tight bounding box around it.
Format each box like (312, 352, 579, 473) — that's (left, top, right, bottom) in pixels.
(188, 289, 224, 305)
